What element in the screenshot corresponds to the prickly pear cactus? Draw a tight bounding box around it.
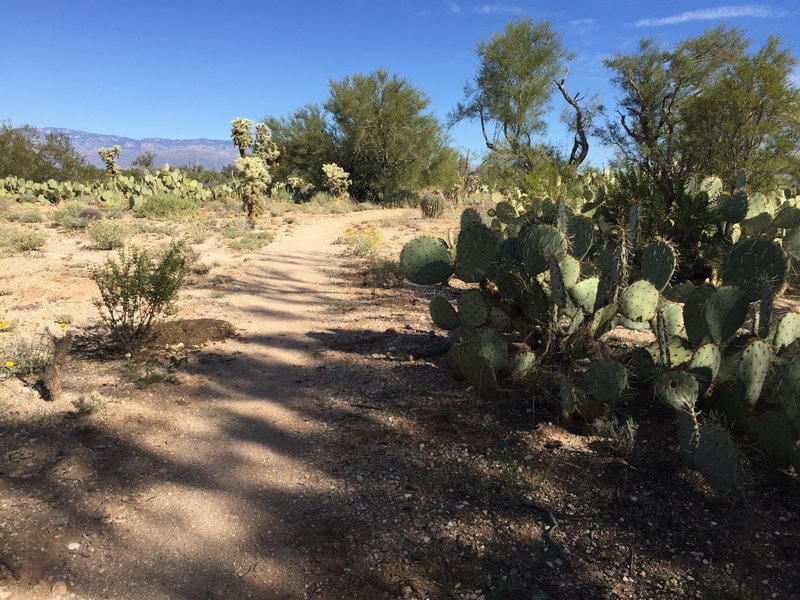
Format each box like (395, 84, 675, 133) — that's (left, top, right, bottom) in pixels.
(692, 424, 741, 492)
(721, 237, 789, 301)
(641, 239, 676, 292)
(429, 296, 459, 330)
(619, 280, 659, 323)
(584, 360, 628, 404)
(400, 237, 454, 285)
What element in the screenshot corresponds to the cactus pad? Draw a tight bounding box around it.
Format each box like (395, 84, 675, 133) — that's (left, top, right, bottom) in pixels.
(448, 343, 498, 400)
(688, 342, 722, 394)
(455, 223, 499, 283)
(507, 349, 536, 380)
(661, 302, 687, 338)
(570, 277, 600, 314)
(495, 201, 518, 224)
(619, 280, 660, 323)
(773, 312, 800, 353)
(567, 215, 593, 260)
(693, 424, 741, 492)
(584, 360, 628, 404)
(457, 289, 490, 329)
(654, 371, 699, 410)
(641, 239, 677, 292)
(776, 355, 800, 432)
(704, 286, 749, 345)
(429, 296, 459, 330)
(721, 237, 789, 301)
(676, 406, 700, 464)
(749, 411, 795, 467)
(773, 205, 800, 229)
(683, 286, 715, 347)
(522, 224, 568, 275)
(489, 306, 513, 332)
(737, 339, 772, 405)
(400, 237, 454, 285)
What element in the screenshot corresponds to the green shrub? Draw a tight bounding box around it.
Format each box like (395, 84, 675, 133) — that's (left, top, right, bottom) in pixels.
(86, 220, 130, 250)
(338, 225, 381, 257)
(134, 193, 197, 220)
(52, 201, 94, 230)
(91, 241, 187, 353)
(5, 208, 42, 223)
(220, 217, 252, 239)
(3, 334, 50, 379)
(361, 258, 406, 288)
(0, 228, 47, 252)
(228, 230, 274, 251)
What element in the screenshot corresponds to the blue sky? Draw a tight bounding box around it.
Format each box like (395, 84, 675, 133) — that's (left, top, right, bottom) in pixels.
(1, 1, 798, 166)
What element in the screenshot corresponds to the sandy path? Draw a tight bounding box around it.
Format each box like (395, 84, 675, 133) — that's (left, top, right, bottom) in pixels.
(47, 209, 411, 599)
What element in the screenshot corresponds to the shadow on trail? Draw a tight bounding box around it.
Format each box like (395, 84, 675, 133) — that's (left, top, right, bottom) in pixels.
(3, 323, 799, 599)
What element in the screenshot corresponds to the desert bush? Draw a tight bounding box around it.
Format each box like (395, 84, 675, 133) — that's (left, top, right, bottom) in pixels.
(591, 416, 639, 457)
(72, 391, 111, 415)
(361, 258, 406, 288)
(0, 227, 47, 252)
(91, 241, 187, 353)
(86, 220, 130, 250)
(5, 208, 42, 223)
(3, 333, 50, 379)
(338, 225, 381, 257)
(220, 217, 252, 239)
(228, 230, 274, 251)
(134, 193, 197, 220)
(52, 201, 93, 230)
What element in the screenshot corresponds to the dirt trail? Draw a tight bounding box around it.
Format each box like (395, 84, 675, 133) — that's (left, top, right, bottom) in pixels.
(4, 209, 413, 600)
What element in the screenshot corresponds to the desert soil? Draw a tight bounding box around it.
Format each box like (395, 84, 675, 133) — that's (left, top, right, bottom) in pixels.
(1, 208, 799, 600)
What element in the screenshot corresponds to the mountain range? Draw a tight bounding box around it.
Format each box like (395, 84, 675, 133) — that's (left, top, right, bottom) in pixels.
(41, 128, 240, 170)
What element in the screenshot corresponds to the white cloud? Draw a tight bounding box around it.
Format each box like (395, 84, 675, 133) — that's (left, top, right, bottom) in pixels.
(635, 4, 775, 27)
(568, 18, 595, 26)
(474, 4, 528, 15)
(448, 2, 461, 14)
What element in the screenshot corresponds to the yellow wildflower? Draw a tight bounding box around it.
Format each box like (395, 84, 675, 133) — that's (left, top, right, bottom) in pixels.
(0, 322, 8, 330)
(5, 361, 14, 368)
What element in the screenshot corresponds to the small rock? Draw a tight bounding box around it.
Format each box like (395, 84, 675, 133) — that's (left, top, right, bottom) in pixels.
(401, 585, 413, 597)
(67, 542, 81, 551)
(387, 346, 397, 353)
(51, 581, 68, 595)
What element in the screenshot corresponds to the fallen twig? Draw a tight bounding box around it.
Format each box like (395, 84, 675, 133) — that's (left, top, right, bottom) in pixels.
(545, 510, 572, 565)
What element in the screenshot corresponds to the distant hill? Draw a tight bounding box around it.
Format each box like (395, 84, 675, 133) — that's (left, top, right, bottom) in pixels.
(41, 128, 239, 170)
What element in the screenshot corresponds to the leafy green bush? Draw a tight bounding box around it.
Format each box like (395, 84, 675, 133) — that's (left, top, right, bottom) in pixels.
(91, 242, 187, 353)
(0, 227, 47, 251)
(228, 230, 274, 251)
(5, 208, 42, 223)
(86, 220, 130, 250)
(361, 258, 406, 288)
(134, 193, 197, 220)
(52, 201, 95, 230)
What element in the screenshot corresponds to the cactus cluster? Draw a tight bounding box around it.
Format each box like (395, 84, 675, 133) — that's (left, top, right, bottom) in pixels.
(322, 163, 351, 198)
(400, 179, 800, 491)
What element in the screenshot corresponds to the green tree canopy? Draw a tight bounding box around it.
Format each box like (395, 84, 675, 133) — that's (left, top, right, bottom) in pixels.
(450, 19, 576, 170)
(267, 70, 456, 201)
(601, 27, 800, 206)
(0, 123, 97, 182)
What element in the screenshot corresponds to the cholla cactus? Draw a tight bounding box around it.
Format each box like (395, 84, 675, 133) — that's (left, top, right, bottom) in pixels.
(322, 163, 351, 198)
(98, 145, 122, 178)
(230, 118, 255, 158)
(253, 123, 280, 165)
(286, 175, 314, 199)
(235, 156, 271, 227)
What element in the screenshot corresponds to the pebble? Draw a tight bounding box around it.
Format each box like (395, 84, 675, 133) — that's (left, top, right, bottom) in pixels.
(67, 542, 81, 551)
(401, 585, 413, 597)
(51, 581, 68, 595)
